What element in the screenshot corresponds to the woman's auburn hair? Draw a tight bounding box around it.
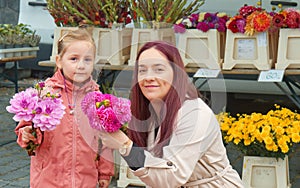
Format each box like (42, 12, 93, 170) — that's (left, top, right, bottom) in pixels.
(128, 41, 198, 157)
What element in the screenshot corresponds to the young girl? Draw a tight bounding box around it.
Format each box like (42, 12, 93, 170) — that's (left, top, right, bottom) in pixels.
(15, 28, 114, 188)
(100, 41, 244, 187)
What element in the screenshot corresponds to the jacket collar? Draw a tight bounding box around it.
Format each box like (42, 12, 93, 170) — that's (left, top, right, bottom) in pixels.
(46, 69, 99, 93)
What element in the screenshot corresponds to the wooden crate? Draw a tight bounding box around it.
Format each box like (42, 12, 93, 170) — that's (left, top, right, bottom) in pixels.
(128, 28, 175, 66)
(242, 156, 291, 188)
(223, 30, 273, 70)
(176, 29, 224, 69)
(276, 29, 300, 70)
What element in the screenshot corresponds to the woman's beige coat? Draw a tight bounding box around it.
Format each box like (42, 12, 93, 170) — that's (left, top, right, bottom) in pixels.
(132, 98, 244, 188)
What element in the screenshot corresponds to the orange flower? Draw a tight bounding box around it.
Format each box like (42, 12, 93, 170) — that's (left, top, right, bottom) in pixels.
(253, 12, 272, 32)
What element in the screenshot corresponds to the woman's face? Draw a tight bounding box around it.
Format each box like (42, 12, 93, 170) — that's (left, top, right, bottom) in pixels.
(56, 40, 94, 85)
(137, 48, 174, 101)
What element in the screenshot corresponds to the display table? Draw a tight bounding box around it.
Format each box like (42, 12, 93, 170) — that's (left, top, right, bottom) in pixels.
(1, 54, 38, 93)
(38, 61, 300, 108)
(96, 65, 300, 109)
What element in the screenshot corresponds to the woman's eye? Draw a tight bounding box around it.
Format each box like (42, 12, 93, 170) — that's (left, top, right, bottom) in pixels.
(154, 68, 164, 72)
(138, 69, 147, 73)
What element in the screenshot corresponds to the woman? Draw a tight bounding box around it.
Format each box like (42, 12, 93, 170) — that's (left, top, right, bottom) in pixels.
(100, 41, 244, 187)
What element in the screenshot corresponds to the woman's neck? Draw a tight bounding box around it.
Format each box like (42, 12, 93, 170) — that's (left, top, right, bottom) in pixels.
(150, 99, 164, 117)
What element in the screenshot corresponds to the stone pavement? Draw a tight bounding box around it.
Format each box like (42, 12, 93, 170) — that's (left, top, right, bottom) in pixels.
(0, 78, 299, 187)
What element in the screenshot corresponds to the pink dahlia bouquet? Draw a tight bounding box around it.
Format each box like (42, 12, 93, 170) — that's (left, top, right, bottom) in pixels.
(174, 12, 229, 33)
(6, 82, 66, 155)
(81, 91, 131, 159)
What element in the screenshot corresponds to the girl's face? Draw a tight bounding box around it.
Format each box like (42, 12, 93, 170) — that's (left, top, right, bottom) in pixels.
(56, 40, 95, 85)
(137, 48, 174, 101)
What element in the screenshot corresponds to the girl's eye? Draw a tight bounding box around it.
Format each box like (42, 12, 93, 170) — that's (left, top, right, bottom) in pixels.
(84, 58, 93, 64)
(70, 57, 78, 62)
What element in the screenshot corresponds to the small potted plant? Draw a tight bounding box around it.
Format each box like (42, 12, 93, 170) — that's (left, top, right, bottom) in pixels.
(0, 24, 40, 58)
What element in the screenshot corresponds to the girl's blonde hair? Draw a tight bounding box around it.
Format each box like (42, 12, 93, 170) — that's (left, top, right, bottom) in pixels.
(55, 27, 96, 71)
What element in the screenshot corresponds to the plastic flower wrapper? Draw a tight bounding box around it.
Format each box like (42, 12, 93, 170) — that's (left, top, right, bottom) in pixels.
(81, 91, 131, 160)
(6, 82, 66, 156)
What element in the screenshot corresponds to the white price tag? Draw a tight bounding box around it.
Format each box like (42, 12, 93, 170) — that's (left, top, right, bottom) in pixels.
(258, 70, 284, 82)
(193, 68, 220, 78)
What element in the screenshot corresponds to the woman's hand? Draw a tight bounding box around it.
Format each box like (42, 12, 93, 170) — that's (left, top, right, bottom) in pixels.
(99, 130, 129, 149)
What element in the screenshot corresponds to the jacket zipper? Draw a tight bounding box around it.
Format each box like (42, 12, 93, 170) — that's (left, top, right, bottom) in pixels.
(71, 92, 77, 187)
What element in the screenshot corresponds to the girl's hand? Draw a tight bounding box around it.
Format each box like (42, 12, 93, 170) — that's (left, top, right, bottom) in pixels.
(99, 130, 129, 149)
(20, 126, 36, 143)
(98, 179, 110, 188)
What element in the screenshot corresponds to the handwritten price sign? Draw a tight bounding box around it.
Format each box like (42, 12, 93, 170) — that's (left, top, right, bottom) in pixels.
(193, 68, 220, 78)
(258, 70, 284, 82)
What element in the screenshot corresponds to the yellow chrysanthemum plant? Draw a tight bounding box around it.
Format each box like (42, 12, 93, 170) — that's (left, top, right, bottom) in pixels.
(217, 104, 300, 160)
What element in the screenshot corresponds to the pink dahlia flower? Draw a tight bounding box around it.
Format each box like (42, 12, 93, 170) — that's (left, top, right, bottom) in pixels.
(6, 88, 39, 122)
(32, 98, 66, 131)
(81, 91, 131, 132)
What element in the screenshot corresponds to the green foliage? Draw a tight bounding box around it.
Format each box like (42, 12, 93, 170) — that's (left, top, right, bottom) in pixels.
(129, 0, 205, 27)
(0, 23, 40, 47)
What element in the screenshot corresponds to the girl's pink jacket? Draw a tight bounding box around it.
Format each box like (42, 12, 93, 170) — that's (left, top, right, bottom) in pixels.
(15, 70, 114, 188)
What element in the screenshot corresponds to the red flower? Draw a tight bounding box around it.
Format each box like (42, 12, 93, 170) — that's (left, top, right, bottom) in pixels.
(272, 13, 285, 28)
(286, 11, 300, 28)
(227, 19, 240, 33)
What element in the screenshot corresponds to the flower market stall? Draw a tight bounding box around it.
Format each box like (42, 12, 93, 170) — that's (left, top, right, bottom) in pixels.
(37, 1, 300, 187)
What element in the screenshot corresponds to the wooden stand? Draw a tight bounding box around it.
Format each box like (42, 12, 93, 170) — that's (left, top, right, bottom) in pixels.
(276, 29, 300, 70)
(50, 27, 133, 65)
(128, 28, 175, 66)
(223, 31, 273, 70)
(242, 156, 291, 188)
(117, 157, 145, 187)
(176, 29, 224, 69)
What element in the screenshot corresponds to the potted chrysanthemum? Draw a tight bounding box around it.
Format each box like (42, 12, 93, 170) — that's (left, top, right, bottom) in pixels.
(217, 104, 299, 187)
